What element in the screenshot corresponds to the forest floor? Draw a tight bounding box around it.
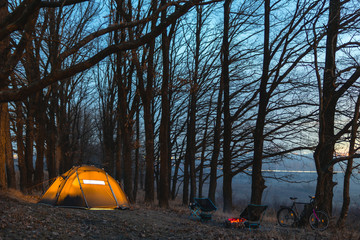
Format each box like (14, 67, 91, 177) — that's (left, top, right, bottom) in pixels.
(0, 189, 359, 240)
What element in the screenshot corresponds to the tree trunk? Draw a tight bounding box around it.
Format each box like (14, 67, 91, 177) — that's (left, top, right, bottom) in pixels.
(116, 50, 135, 203)
(0, 0, 9, 190)
(46, 9, 60, 180)
(198, 95, 211, 198)
(182, 151, 189, 204)
(5, 102, 16, 189)
(222, 0, 232, 213)
(34, 93, 46, 190)
(159, 0, 171, 208)
(198, 112, 209, 198)
(56, 94, 71, 174)
(24, 105, 35, 191)
(122, 121, 134, 203)
(115, 122, 123, 181)
(46, 97, 57, 180)
(114, 0, 138, 203)
(143, 96, 155, 203)
(187, 4, 202, 202)
(186, 102, 196, 202)
(113, 0, 126, 186)
(0, 103, 7, 189)
(55, 138, 62, 174)
(208, 79, 223, 203)
(337, 94, 360, 227)
(314, 0, 340, 215)
(133, 107, 140, 202)
(15, 102, 27, 191)
(250, 0, 270, 205)
(171, 154, 182, 200)
(139, 0, 157, 204)
(117, 60, 135, 204)
(103, 120, 115, 173)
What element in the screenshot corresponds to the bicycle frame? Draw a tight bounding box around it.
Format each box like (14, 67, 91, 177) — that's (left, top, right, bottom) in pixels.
(278, 195, 329, 231)
(312, 208, 320, 221)
(281, 198, 308, 221)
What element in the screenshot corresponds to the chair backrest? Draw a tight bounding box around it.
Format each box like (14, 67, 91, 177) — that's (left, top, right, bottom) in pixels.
(194, 198, 217, 212)
(240, 204, 267, 221)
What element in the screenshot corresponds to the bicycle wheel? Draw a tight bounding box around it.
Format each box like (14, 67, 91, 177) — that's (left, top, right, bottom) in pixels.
(277, 207, 296, 227)
(309, 210, 329, 231)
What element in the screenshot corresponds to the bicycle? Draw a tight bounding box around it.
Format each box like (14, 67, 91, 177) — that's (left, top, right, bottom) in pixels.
(277, 196, 329, 231)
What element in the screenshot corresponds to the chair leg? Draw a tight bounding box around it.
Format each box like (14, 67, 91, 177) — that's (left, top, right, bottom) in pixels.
(189, 207, 201, 220)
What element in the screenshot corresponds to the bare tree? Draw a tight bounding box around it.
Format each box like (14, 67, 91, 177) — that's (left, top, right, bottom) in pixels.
(184, 4, 203, 203)
(337, 92, 360, 227)
(0, 0, 204, 103)
(222, 0, 232, 213)
(0, 104, 8, 189)
(0, 0, 203, 195)
(0, 0, 11, 189)
(138, 0, 157, 204)
(313, 0, 360, 215)
(250, 0, 270, 205)
(159, 0, 172, 208)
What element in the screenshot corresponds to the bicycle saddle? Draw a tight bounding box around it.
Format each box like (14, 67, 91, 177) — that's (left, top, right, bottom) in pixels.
(290, 197, 298, 201)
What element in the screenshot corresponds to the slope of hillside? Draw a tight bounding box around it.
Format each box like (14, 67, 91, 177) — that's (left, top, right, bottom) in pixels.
(0, 190, 358, 239)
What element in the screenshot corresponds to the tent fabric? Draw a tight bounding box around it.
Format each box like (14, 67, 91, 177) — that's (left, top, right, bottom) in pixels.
(38, 165, 130, 210)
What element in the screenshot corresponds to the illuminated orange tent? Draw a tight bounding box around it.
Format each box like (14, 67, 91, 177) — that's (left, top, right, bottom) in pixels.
(38, 165, 130, 210)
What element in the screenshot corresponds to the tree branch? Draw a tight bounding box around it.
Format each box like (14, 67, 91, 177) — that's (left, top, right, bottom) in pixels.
(0, 0, 199, 102)
(40, 0, 89, 8)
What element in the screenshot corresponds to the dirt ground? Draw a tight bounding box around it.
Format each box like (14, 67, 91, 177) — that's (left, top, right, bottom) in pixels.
(0, 190, 359, 240)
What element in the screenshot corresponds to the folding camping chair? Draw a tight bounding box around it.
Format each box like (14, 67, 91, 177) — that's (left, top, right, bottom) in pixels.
(189, 198, 217, 221)
(239, 204, 267, 229)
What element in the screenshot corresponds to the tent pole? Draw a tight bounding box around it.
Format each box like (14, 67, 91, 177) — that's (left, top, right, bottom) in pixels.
(54, 166, 75, 204)
(76, 170, 89, 208)
(106, 173, 119, 207)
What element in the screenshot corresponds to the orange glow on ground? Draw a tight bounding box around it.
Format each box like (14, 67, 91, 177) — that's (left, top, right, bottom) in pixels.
(228, 218, 245, 223)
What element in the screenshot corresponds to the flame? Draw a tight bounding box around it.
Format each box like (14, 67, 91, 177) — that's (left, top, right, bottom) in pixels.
(228, 218, 245, 223)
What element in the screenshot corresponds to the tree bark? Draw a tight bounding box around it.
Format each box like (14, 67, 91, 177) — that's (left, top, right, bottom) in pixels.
(0, 0, 9, 190)
(133, 106, 140, 202)
(314, 0, 340, 215)
(159, 0, 171, 208)
(208, 77, 223, 203)
(115, 121, 123, 181)
(4, 102, 16, 189)
(24, 105, 35, 191)
(143, 85, 155, 203)
(139, 0, 157, 204)
(198, 100, 210, 198)
(46, 98, 57, 181)
(186, 90, 197, 202)
(122, 119, 134, 203)
(171, 153, 182, 200)
(222, 0, 232, 213)
(182, 149, 189, 204)
(34, 93, 46, 190)
(46, 8, 60, 180)
(0, 0, 200, 103)
(187, 4, 202, 202)
(15, 101, 27, 191)
(0, 103, 7, 189)
(143, 87, 155, 204)
(116, 54, 135, 203)
(337, 94, 360, 227)
(250, 0, 270, 205)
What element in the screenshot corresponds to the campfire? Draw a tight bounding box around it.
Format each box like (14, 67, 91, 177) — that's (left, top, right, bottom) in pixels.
(225, 218, 246, 228)
(228, 218, 245, 223)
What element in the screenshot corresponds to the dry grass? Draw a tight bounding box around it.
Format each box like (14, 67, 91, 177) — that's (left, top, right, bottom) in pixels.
(0, 190, 359, 239)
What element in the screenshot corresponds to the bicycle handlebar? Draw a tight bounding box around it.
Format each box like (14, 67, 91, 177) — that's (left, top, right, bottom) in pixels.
(288, 196, 316, 204)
